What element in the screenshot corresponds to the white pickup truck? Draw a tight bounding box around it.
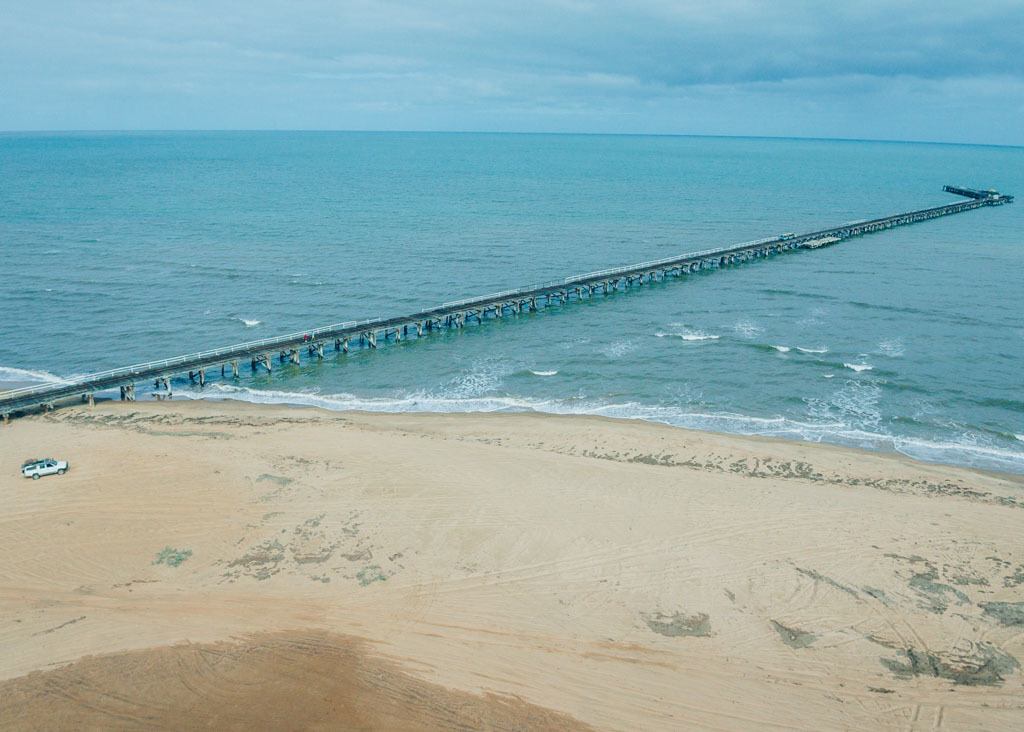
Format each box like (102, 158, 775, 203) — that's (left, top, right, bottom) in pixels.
(21, 458, 69, 479)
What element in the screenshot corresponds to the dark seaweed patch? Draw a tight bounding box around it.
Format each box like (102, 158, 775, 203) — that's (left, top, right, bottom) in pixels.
(980, 602, 1024, 626)
(881, 644, 1019, 686)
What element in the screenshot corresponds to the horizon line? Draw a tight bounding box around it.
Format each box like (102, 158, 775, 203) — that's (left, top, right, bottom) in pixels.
(0, 128, 1020, 150)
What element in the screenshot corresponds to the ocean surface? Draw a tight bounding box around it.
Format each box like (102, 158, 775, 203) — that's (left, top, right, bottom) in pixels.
(1, 132, 1022, 473)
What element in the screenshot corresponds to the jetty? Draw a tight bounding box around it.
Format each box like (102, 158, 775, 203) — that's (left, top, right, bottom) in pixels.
(0, 185, 1013, 421)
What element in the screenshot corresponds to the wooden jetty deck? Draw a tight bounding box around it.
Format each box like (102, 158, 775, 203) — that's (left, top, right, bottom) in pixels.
(0, 185, 1013, 421)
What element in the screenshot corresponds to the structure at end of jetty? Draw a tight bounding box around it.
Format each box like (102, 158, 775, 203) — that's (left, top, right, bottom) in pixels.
(943, 185, 1013, 203)
(0, 184, 1013, 423)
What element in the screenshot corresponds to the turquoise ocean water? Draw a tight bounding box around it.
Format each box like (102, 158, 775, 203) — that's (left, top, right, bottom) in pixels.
(1, 132, 1022, 473)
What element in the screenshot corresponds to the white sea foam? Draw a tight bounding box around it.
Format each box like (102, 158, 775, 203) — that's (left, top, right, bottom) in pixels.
(604, 340, 637, 357)
(877, 338, 905, 357)
(843, 363, 873, 372)
(179, 384, 1024, 474)
(235, 317, 262, 327)
(181, 384, 542, 415)
(796, 346, 828, 354)
(0, 365, 67, 384)
(444, 360, 510, 399)
(892, 436, 1024, 473)
(807, 380, 882, 430)
(823, 374, 835, 378)
(530, 370, 558, 376)
(732, 320, 763, 338)
(835, 380, 882, 427)
(656, 330, 719, 342)
(771, 345, 791, 353)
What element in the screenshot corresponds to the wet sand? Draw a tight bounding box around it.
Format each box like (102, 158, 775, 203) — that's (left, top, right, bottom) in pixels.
(1, 401, 1023, 730)
(1, 630, 589, 731)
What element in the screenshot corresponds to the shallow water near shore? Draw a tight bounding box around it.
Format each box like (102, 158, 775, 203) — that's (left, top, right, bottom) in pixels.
(1, 132, 1022, 473)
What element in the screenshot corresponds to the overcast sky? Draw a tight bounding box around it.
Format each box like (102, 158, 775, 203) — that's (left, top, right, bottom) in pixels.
(2, 1, 1022, 144)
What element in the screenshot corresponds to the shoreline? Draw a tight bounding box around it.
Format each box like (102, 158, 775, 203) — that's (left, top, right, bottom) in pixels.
(2, 400, 1023, 729)
(8, 374, 1022, 477)
(94, 395, 1024, 484)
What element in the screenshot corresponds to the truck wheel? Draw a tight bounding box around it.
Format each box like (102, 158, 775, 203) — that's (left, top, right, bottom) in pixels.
(32, 473, 40, 480)
(57, 469, 66, 475)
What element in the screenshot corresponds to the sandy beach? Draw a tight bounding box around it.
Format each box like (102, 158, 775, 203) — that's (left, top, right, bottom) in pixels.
(1, 400, 1023, 730)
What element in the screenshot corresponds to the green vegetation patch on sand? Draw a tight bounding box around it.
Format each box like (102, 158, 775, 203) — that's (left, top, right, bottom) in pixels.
(153, 547, 193, 568)
(356, 565, 387, 586)
(770, 619, 818, 649)
(641, 610, 712, 638)
(981, 601, 1024, 626)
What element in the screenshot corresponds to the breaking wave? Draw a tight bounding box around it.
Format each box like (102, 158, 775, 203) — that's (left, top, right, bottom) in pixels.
(843, 362, 873, 372)
(0, 365, 67, 385)
(656, 330, 720, 342)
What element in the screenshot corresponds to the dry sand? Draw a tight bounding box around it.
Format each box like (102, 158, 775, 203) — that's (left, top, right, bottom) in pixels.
(1, 400, 1023, 730)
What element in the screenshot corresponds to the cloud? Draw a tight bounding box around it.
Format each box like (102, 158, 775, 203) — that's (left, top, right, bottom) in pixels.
(1, 1, 1021, 143)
